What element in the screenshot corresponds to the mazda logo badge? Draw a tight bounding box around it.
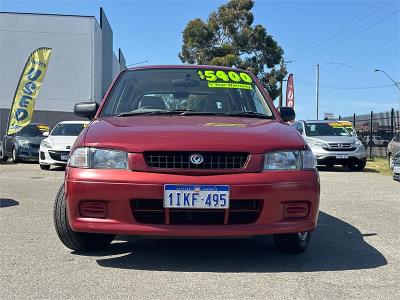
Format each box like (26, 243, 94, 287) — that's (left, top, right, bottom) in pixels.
(190, 154, 204, 165)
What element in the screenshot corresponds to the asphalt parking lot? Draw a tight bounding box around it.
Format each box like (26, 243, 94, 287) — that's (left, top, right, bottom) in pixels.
(1, 163, 399, 299)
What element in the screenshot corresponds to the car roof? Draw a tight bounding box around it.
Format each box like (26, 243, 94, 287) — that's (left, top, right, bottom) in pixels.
(296, 120, 340, 124)
(127, 64, 249, 73)
(56, 121, 90, 125)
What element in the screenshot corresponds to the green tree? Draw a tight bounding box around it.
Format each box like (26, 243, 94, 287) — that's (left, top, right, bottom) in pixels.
(179, 0, 286, 100)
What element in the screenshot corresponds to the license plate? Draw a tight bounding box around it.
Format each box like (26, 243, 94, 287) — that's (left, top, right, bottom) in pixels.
(164, 185, 229, 209)
(394, 166, 400, 174)
(336, 154, 349, 159)
(61, 155, 69, 161)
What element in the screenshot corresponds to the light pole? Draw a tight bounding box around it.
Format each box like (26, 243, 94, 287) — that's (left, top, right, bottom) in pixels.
(373, 69, 400, 91)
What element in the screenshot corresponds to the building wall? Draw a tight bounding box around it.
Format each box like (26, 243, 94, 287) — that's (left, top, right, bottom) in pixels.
(0, 12, 96, 112)
(100, 8, 114, 98)
(0, 10, 126, 136)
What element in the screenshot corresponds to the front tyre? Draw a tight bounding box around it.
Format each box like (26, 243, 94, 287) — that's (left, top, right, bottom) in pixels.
(273, 231, 311, 254)
(348, 158, 366, 171)
(53, 185, 114, 252)
(12, 147, 21, 163)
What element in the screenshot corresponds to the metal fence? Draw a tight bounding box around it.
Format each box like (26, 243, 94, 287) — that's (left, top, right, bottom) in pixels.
(340, 109, 400, 158)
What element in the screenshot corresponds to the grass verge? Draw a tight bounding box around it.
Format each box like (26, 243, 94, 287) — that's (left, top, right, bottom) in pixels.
(365, 157, 392, 175)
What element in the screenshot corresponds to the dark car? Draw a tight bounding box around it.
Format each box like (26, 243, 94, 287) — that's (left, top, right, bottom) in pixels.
(1, 123, 50, 163)
(393, 151, 400, 182)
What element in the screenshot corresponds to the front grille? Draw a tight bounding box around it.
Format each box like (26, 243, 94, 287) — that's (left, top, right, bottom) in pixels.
(144, 152, 249, 169)
(48, 150, 70, 161)
(324, 143, 356, 151)
(132, 199, 261, 225)
(29, 143, 40, 149)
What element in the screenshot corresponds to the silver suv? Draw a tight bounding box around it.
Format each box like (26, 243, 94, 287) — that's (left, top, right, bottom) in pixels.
(292, 120, 367, 170)
(388, 133, 400, 169)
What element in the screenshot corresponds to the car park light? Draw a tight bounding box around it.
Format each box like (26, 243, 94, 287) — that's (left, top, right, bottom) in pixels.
(68, 147, 89, 168)
(264, 150, 316, 170)
(79, 201, 108, 218)
(302, 149, 317, 170)
(284, 202, 310, 219)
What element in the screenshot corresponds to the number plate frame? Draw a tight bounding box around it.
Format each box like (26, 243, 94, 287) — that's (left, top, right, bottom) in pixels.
(336, 154, 349, 159)
(163, 185, 230, 209)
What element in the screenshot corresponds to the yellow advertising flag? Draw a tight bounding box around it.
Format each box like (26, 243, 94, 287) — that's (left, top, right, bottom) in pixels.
(7, 47, 52, 135)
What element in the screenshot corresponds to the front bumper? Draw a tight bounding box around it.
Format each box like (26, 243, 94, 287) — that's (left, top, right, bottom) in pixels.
(39, 147, 69, 166)
(17, 147, 39, 161)
(310, 146, 366, 165)
(393, 173, 400, 181)
(65, 168, 320, 237)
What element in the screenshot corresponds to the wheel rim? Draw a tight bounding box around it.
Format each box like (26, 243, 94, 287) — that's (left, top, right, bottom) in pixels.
(389, 155, 393, 169)
(12, 148, 16, 161)
(298, 232, 308, 241)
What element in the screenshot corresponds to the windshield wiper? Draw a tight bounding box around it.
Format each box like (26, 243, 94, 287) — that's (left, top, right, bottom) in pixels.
(226, 111, 274, 119)
(116, 109, 273, 119)
(116, 109, 199, 117)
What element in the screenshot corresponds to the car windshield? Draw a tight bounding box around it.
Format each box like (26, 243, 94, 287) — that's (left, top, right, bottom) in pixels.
(16, 125, 47, 137)
(305, 123, 351, 137)
(51, 123, 86, 136)
(100, 68, 274, 118)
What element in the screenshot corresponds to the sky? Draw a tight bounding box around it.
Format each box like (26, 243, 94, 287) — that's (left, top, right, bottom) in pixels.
(1, 0, 399, 120)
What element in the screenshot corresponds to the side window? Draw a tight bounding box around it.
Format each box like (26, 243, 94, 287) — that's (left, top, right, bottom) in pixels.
(294, 123, 303, 134)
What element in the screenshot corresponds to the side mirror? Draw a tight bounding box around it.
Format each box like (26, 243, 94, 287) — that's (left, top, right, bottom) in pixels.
(278, 107, 296, 122)
(42, 132, 49, 137)
(74, 102, 99, 119)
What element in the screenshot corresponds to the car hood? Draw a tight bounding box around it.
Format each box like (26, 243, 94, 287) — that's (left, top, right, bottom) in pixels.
(307, 136, 356, 144)
(47, 135, 78, 147)
(15, 136, 44, 145)
(83, 116, 305, 153)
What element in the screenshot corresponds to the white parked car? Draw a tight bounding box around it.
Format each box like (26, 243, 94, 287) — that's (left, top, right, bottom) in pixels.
(39, 121, 89, 170)
(364, 135, 389, 146)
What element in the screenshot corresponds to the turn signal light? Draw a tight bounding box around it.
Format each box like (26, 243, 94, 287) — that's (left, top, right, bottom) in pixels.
(79, 201, 107, 218)
(284, 202, 309, 219)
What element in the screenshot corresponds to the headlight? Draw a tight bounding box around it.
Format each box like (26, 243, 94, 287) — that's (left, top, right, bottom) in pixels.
(41, 140, 52, 149)
(305, 138, 328, 148)
(68, 147, 128, 169)
(18, 140, 30, 148)
(354, 139, 363, 147)
(264, 150, 316, 171)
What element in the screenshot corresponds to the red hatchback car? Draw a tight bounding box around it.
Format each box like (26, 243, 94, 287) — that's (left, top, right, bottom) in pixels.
(54, 66, 320, 254)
